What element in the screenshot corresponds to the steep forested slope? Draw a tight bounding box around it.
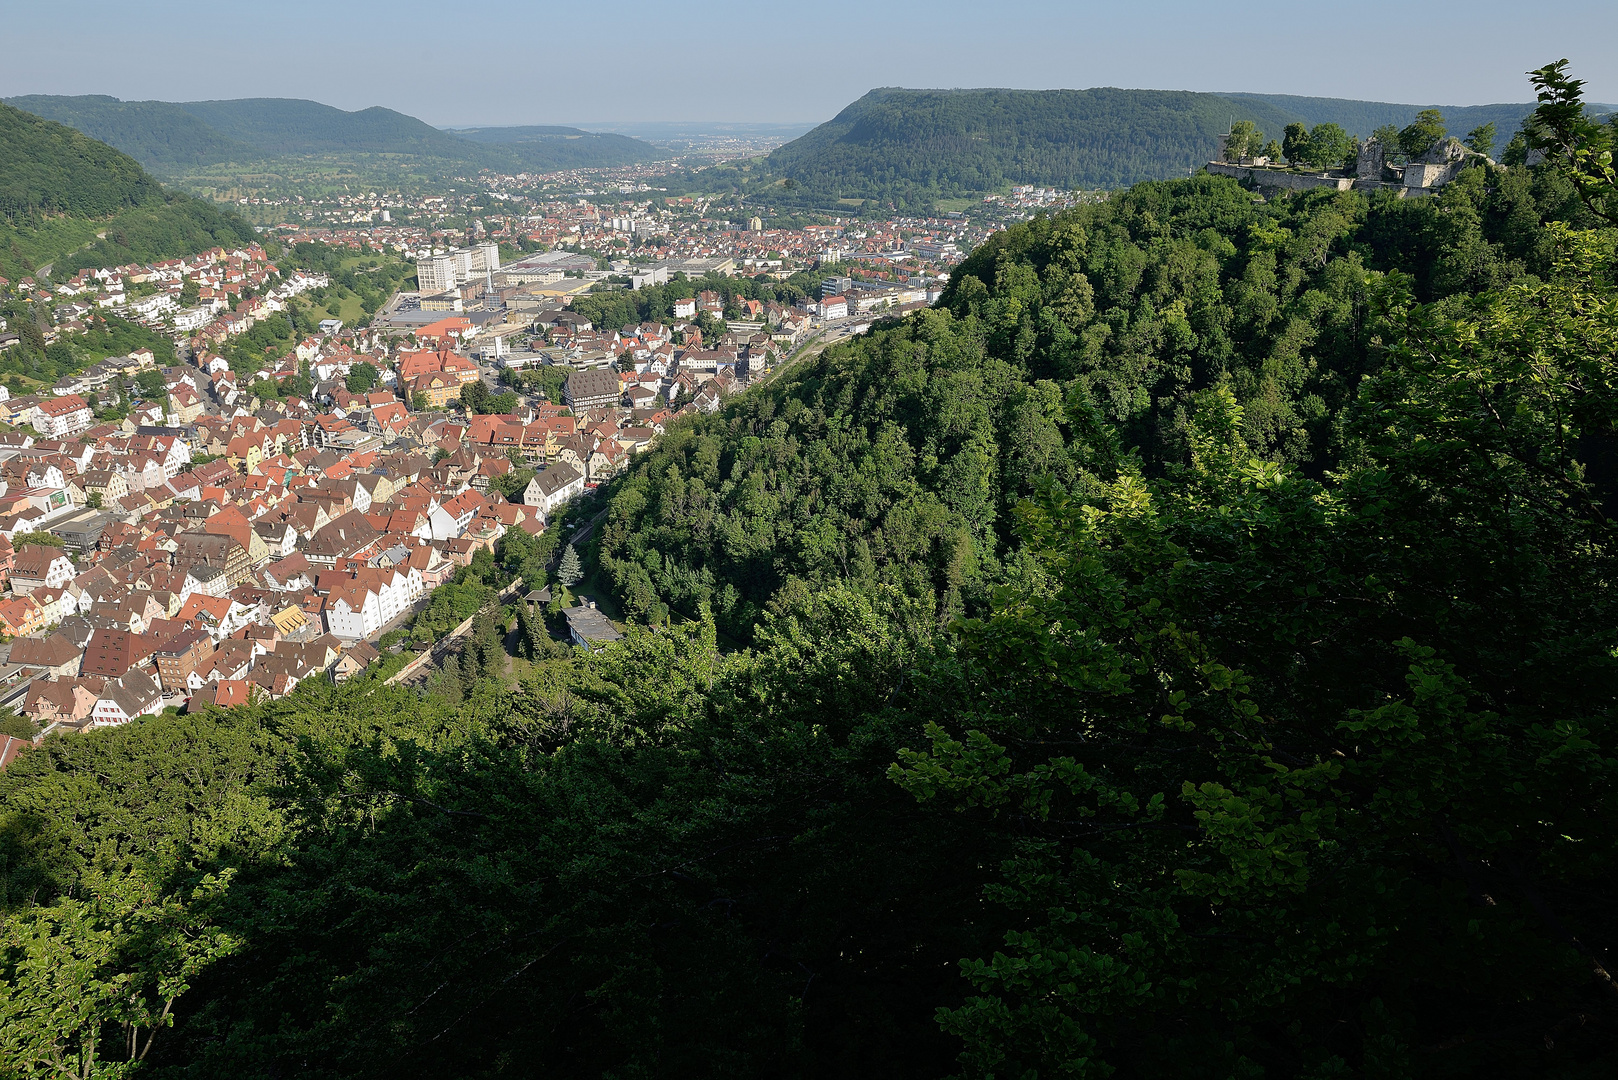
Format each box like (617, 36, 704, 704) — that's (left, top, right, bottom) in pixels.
(749, 87, 1300, 207)
(600, 160, 1603, 641)
(3, 95, 259, 169)
(0, 102, 160, 218)
(0, 102, 256, 279)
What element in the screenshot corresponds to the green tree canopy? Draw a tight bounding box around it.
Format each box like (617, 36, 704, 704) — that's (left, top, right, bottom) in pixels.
(0, 710, 34, 740)
(1225, 119, 1263, 161)
(134, 369, 166, 400)
(1371, 122, 1402, 161)
(1398, 107, 1447, 158)
(1280, 121, 1309, 165)
(343, 361, 378, 393)
(12, 532, 65, 549)
(1525, 58, 1618, 224)
(1303, 121, 1353, 168)
(1466, 120, 1498, 156)
(557, 542, 583, 588)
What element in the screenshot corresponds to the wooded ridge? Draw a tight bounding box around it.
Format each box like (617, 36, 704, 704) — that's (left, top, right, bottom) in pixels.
(0, 102, 257, 281)
(3, 95, 666, 175)
(700, 86, 1546, 210)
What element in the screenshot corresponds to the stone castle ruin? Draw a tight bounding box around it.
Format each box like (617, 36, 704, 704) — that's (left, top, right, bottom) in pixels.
(1209, 133, 1487, 198)
(1355, 137, 1385, 182)
(1394, 137, 1473, 191)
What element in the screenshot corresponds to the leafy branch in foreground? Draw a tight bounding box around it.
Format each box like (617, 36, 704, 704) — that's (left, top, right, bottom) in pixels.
(0, 873, 239, 1079)
(1528, 59, 1618, 224)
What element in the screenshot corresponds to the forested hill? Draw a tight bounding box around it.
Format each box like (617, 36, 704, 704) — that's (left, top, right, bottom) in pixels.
(717, 86, 1548, 211)
(4, 95, 666, 175)
(0, 101, 256, 280)
(1221, 92, 1539, 140)
(0, 95, 257, 170)
(597, 158, 1610, 640)
(0, 101, 160, 219)
(753, 87, 1300, 207)
(445, 124, 673, 169)
(173, 98, 478, 157)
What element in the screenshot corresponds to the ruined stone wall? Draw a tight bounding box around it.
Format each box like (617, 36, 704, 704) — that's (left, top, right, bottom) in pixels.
(1205, 163, 1355, 192)
(1402, 138, 1484, 193)
(1351, 179, 1408, 197)
(1207, 139, 1490, 199)
(1356, 138, 1386, 181)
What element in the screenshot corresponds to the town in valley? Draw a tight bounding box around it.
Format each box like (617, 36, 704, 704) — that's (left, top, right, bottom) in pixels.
(0, 149, 1085, 755)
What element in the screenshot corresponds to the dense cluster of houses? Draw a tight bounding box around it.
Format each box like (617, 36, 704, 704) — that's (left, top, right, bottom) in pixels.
(445, 192, 981, 284)
(0, 416, 534, 738)
(0, 317, 708, 755)
(526, 307, 773, 412)
(230, 118, 1003, 279)
(39, 245, 329, 342)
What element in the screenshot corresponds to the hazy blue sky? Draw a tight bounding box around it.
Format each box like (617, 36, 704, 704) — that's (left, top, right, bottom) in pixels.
(4, 0, 1614, 128)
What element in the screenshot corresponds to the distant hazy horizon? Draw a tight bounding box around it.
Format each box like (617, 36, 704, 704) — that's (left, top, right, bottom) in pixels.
(4, 0, 1613, 127)
(441, 121, 820, 140)
(6, 93, 1601, 147)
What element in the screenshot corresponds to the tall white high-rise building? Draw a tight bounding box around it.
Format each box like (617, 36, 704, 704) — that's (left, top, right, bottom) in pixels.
(416, 243, 500, 294)
(417, 254, 458, 294)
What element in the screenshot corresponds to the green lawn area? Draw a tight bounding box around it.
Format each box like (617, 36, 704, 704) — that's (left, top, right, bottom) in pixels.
(311, 293, 367, 324)
(505, 653, 539, 684)
(932, 197, 979, 213)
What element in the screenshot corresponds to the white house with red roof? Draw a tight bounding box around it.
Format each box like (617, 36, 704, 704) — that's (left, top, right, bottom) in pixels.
(324, 584, 382, 641)
(34, 395, 93, 438)
(91, 669, 163, 728)
(818, 295, 848, 319)
(428, 488, 485, 541)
